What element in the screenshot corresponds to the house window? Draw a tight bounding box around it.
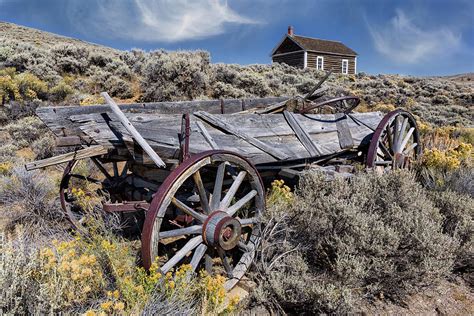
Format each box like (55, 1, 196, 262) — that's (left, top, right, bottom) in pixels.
(342, 59, 349, 74)
(316, 56, 324, 70)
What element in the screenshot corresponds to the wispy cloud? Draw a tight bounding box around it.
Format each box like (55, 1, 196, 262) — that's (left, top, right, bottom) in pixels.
(367, 9, 461, 64)
(67, 0, 257, 43)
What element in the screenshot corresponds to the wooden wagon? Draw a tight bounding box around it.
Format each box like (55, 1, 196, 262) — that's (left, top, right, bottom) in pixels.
(26, 85, 421, 290)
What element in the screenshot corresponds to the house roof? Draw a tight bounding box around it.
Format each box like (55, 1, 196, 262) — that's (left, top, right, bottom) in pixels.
(292, 35, 357, 56)
(273, 34, 357, 56)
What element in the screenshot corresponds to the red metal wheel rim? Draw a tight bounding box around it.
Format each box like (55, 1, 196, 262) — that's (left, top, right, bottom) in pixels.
(141, 150, 265, 290)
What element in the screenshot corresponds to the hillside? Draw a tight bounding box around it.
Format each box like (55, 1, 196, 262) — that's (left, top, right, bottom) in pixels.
(1, 21, 473, 126)
(0, 22, 473, 315)
(0, 21, 120, 56)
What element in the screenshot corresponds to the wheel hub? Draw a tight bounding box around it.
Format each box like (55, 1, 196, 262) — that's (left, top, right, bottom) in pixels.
(203, 211, 241, 250)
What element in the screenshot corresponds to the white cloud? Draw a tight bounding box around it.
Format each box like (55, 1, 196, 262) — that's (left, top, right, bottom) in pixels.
(368, 9, 461, 64)
(67, 0, 257, 43)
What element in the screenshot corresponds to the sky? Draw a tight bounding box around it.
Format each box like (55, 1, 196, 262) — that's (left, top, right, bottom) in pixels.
(0, 0, 473, 76)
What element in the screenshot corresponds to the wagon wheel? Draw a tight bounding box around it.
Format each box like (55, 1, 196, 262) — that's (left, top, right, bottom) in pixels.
(60, 158, 129, 229)
(141, 150, 264, 290)
(366, 109, 421, 172)
(300, 96, 360, 114)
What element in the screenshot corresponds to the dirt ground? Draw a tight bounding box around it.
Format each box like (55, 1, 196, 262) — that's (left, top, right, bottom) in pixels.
(360, 278, 473, 316)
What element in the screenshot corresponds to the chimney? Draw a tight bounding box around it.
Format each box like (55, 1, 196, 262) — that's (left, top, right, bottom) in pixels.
(287, 25, 294, 36)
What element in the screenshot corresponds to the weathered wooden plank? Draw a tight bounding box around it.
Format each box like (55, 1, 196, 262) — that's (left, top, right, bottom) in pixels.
(36, 97, 288, 138)
(71, 111, 383, 140)
(102, 92, 166, 168)
(55, 136, 95, 147)
(283, 111, 322, 156)
(194, 112, 290, 160)
(335, 113, 354, 149)
(196, 121, 219, 149)
(25, 145, 109, 170)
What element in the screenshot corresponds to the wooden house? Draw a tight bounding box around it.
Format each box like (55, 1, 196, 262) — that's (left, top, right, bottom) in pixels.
(271, 26, 357, 74)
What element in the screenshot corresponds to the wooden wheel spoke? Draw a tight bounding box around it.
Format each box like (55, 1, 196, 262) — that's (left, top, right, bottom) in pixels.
(171, 198, 207, 223)
(378, 142, 393, 159)
(403, 142, 418, 155)
(205, 254, 213, 274)
(210, 162, 226, 210)
(190, 243, 207, 272)
(218, 248, 233, 278)
(112, 161, 119, 178)
(193, 170, 211, 214)
(385, 125, 394, 152)
(395, 117, 408, 152)
(70, 174, 101, 183)
(160, 236, 203, 274)
(374, 160, 393, 165)
(159, 225, 202, 239)
(399, 127, 415, 152)
(239, 217, 259, 226)
(227, 190, 257, 217)
(91, 158, 113, 180)
(220, 171, 247, 210)
(238, 241, 251, 252)
(392, 117, 401, 149)
(120, 161, 129, 177)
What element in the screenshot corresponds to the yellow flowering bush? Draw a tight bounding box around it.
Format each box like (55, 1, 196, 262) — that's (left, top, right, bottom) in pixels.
(0, 161, 13, 175)
(267, 179, 294, 207)
(36, 237, 105, 309)
(0, 68, 48, 102)
(422, 143, 472, 170)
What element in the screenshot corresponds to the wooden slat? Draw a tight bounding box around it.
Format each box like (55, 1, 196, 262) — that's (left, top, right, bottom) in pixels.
(196, 121, 219, 149)
(102, 92, 166, 168)
(194, 111, 290, 160)
(283, 110, 322, 156)
(335, 113, 354, 149)
(25, 145, 109, 170)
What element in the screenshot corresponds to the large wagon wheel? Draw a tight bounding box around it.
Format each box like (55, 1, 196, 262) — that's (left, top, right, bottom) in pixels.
(141, 150, 264, 290)
(366, 109, 421, 171)
(60, 158, 129, 229)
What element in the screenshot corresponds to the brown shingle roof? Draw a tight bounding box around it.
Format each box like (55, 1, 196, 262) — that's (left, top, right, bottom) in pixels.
(291, 35, 357, 56)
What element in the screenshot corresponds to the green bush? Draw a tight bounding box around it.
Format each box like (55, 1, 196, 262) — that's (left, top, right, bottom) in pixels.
(253, 170, 459, 314)
(429, 190, 473, 282)
(49, 81, 74, 102)
(5, 116, 46, 147)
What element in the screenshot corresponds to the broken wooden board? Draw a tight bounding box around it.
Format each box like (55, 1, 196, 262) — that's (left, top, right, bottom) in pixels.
(25, 145, 109, 170)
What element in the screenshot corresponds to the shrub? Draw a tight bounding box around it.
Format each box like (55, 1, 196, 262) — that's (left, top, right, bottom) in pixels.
(50, 44, 89, 74)
(14, 72, 48, 100)
(4, 116, 46, 147)
(140, 50, 210, 101)
(31, 134, 55, 159)
(253, 170, 459, 314)
(429, 190, 474, 283)
(104, 76, 133, 99)
(49, 81, 74, 102)
(0, 165, 62, 227)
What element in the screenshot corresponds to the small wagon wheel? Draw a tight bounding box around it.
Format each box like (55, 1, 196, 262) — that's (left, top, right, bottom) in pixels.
(60, 157, 130, 229)
(141, 150, 264, 290)
(300, 96, 360, 114)
(366, 109, 421, 171)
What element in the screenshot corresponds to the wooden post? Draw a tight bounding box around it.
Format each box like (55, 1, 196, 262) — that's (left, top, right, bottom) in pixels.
(101, 92, 166, 168)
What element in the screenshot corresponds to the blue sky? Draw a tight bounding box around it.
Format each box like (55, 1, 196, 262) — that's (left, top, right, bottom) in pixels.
(1, 0, 473, 76)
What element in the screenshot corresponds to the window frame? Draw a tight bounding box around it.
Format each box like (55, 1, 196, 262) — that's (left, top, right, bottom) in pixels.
(342, 59, 349, 74)
(316, 56, 324, 70)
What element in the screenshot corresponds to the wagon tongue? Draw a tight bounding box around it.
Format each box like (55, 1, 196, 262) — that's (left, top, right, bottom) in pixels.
(202, 211, 242, 251)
